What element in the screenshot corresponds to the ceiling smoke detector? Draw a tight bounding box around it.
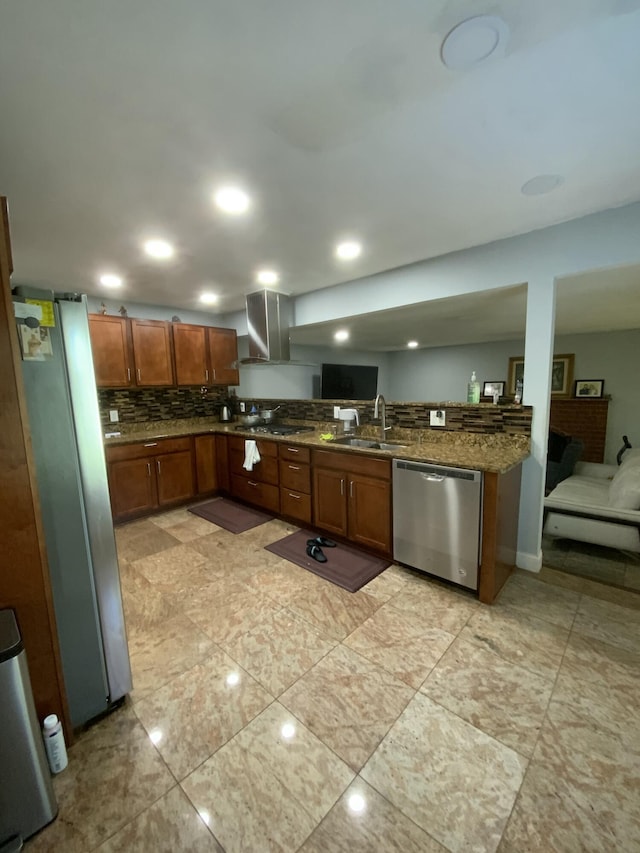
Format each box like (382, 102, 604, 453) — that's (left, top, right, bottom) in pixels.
(441, 16, 509, 71)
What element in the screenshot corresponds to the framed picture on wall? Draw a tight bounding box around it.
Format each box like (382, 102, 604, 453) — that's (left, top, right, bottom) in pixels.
(508, 353, 574, 397)
(575, 379, 604, 398)
(482, 380, 504, 398)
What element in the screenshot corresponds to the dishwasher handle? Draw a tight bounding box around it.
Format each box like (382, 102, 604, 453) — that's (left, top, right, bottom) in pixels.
(423, 473, 445, 482)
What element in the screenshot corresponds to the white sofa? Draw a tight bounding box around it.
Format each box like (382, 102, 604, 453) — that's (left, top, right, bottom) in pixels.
(543, 450, 640, 552)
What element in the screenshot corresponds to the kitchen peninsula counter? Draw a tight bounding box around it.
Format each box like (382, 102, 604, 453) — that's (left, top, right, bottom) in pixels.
(103, 418, 529, 474)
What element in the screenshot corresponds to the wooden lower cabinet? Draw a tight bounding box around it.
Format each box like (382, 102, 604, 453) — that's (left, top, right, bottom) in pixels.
(312, 449, 392, 555)
(105, 437, 195, 521)
(228, 436, 280, 513)
(216, 435, 230, 492)
(279, 444, 312, 524)
(194, 434, 217, 495)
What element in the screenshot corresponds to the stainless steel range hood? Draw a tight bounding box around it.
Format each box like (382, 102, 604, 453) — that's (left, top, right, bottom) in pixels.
(242, 290, 292, 364)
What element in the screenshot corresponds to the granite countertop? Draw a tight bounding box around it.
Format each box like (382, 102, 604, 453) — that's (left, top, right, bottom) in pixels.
(103, 417, 529, 474)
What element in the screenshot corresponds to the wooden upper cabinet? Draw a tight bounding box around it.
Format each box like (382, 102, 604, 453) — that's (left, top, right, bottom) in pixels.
(130, 319, 174, 386)
(208, 327, 239, 385)
(89, 315, 133, 387)
(173, 324, 208, 385)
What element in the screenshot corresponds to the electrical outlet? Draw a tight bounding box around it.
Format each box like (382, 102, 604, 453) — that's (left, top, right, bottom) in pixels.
(333, 406, 341, 419)
(430, 409, 446, 426)
(109, 409, 119, 423)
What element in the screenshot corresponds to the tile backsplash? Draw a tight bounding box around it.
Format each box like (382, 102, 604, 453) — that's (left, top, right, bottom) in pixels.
(97, 387, 229, 427)
(98, 389, 532, 437)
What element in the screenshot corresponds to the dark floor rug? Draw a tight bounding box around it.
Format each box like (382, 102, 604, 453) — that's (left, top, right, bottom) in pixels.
(189, 498, 273, 534)
(265, 529, 391, 593)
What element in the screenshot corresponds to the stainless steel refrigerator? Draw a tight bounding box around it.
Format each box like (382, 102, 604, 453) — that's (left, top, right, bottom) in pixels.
(13, 288, 132, 727)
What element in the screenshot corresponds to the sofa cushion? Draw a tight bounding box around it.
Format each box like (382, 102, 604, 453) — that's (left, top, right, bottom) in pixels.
(609, 463, 640, 510)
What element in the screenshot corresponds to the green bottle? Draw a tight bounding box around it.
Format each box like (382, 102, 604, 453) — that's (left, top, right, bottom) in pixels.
(467, 371, 480, 403)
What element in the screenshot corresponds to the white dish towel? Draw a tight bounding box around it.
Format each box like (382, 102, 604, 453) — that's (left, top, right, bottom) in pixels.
(243, 439, 261, 471)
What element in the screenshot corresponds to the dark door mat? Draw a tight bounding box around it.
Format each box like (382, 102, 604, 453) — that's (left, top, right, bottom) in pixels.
(265, 529, 391, 593)
(189, 498, 273, 534)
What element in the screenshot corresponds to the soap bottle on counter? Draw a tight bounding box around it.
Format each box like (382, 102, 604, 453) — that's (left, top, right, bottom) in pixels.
(467, 371, 480, 404)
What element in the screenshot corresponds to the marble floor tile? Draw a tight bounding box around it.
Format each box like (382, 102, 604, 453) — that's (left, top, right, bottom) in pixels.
(572, 593, 640, 653)
(127, 612, 216, 702)
(422, 637, 553, 757)
(385, 578, 479, 634)
(134, 649, 273, 779)
(182, 702, 354, 853)
(536, 564, 586, 593)
(161, 513, 223, 543)
(95, 785, 223, 852)
(362, 692, 526, 853)
(280, 644, 415, 771)
(287, 583, 382, 641)
(220, 606, 336, 696)
(244, 560, 321, 606)
(552, 631, 640, 719)
(120, 566, 175, 638)
(497, 570, 580, 629)
(115, 519, 181, 562)
(186, 586, 285, 645)
(461, 602, 570, 681)
(358, 564, 414, 602)
(149, 506, 198, 528)
(579, 577, 640, 610)
(28, 705, 174, 852)
(299, 778, 447, 853)
(132, 543, 214, 595)
(343, 602, 455, 688)
(504, 689, 640, 852)
(189, 529, 281, 581)
(624, 562, 640, 590)
(238, 517, 300, 548)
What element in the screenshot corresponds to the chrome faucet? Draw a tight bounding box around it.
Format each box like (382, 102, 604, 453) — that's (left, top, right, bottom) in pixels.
(374, 394, 392, 441)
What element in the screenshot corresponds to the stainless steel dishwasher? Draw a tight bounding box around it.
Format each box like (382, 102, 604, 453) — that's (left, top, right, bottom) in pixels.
(393, 460, 482, 590)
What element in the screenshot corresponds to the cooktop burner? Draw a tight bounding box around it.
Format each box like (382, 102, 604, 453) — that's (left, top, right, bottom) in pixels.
(234, 423, 315, 436)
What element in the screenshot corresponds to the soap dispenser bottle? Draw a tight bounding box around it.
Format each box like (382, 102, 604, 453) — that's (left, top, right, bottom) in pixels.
(467, 371, 480, 404)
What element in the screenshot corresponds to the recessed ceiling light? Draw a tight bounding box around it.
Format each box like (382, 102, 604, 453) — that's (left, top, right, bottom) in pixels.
(407, 340, 419, 348)
(334, 329, 349, 342)
(335, 240, 362, 261)
(199, 292, 218, 305)
(441, 16, 509, 71)
(256, 269, 279, 286)
(143, 239, 174, 260)
(214, 185, 251, 215)
(521, 174, 564, 196)
(99, 273, 123, 288)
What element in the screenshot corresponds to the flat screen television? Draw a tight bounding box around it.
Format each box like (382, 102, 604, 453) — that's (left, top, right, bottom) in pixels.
(320, 363, 378, 400)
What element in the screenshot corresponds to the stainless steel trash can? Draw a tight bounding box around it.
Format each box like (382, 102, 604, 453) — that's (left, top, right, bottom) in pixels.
(0, 609, 58, 846)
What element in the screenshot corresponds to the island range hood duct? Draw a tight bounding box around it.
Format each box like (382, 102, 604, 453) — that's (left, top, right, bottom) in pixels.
(242, 290, 292, 364)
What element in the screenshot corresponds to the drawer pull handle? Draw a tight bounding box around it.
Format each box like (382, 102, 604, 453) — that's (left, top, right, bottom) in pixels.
(288, 465, 300, 471)
(288, 493, 300, 500)
(248, 481, 258, 487)
(144, 442, 158, 447)
(287, 447, 299, 453)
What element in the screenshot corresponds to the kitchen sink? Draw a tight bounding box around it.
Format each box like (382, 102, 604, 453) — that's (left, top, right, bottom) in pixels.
(332, 437, 409, 450)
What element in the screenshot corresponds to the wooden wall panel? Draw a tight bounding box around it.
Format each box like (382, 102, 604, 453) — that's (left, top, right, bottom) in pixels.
(0, 197, 71, 737)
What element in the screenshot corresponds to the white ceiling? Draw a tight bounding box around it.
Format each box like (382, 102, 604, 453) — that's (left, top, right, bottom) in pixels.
(1, 1, 640, 320)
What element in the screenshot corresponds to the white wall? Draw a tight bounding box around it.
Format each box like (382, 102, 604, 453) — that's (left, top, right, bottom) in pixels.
(86, 296, 225, 327)
(235, 339, 391, 400)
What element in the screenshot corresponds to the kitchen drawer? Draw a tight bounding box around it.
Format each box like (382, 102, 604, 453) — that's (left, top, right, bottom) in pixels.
(280, 488, 311, 524)
(231, 474, 280, 514)
(279, 459, 311, 494)
(228, 450, 279, 485)
(311, 448, 391, 480)
(105, 436, 191, 463)
(279, 444, 310, 464)
(228, 436, 278, 457)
